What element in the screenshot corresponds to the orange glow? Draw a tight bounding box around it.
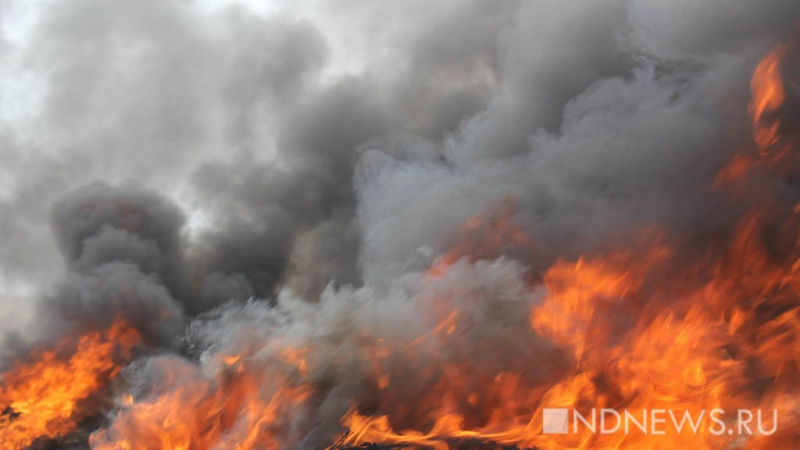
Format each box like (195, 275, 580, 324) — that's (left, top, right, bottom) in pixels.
(531, 243, 670, 361)
(329, 210, 800, 448)
(427, 197, 534, 278)
(718, 41, 795, 184)
(0, 320, 141, 450)
(750, 45, 787, 154)
(89, 347, 312, 450)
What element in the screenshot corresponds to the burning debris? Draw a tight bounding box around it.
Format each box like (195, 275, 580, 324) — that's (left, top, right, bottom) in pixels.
(1, 1, 800, 449)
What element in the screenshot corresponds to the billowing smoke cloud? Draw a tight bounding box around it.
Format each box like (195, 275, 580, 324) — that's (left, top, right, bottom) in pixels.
(0, 0, 521, 321)
(1, 0, 800, 448)
(354, 0, 800, 290)
(41, 182, 187, 343)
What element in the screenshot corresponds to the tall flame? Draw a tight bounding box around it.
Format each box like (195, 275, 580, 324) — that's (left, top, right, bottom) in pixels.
(0, 320, 141, 450)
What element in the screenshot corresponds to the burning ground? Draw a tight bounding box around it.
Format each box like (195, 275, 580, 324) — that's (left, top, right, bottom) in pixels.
(2, 0, 800, 449)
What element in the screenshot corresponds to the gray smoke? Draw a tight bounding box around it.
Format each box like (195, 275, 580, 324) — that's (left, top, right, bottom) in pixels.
(0, 1, 525, 330)
(92, 258, 567, 448)
(42, 182, 187, 343)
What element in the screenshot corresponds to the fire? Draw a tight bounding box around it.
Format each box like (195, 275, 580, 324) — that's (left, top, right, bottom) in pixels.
(328, 40, 800, 449)
(717, 39, 797, 185)
(531, 241, 670, 361)
(750, 44, 787, 154)
(89, 346, 312, 450)
(332, 216, 799, 448)
(0, 320, 141, 450)
(427, 197, 535, 279)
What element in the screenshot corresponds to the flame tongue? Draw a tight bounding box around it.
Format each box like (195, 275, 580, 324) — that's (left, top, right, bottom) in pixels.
(750, 44, 788, 155)
(0, 320, 141, 450)
(719, 38, 799, 185)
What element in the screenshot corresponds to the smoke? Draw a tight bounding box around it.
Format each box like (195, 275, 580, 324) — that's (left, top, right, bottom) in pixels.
(92, 258, 567, 449)
(0, 0, 799, 448)
(38, 182, 188, 343)
(355, 0, 799, 289)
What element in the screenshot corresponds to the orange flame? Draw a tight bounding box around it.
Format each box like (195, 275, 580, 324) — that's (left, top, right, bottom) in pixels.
(89, 347, 312, 450)
(0, 320, 141, 450)
(717, 41, 795, 184)
(750, 44, 787, 154)
(332, 214, 800, 448)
